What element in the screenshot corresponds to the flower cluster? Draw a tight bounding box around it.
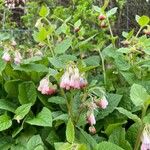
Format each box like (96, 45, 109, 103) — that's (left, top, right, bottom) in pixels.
(38, 77, 57, 95)
(141, 124, 150, 150)
(2, 51, 22, 64)
(60, 65, 87, 90)
(86, 96, 108, 134)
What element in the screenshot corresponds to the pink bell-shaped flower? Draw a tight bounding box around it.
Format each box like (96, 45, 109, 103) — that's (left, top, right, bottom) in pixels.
(87, 112, 96, 126)
(96, 96, 108, 109)
(38, 77, 56, 95)
(141, 125, 150, 150)
(2, 51, 11, 62)
(14, 51, 22, 64)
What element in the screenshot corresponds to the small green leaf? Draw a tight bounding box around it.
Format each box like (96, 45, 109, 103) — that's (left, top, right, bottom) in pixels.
(130, 84, 150, 106)
(137, 15, 150, 27)
(48, 96, 66, 104)
(14, 63, 49, 73)
(0, 58, 6, 75)
(92, 5, 101, 12)
(33, 27, 48, 42)
(27, 135, 44, 150)
(39, 5, 49, 17)
(117, 48, 131, 54)
(14, 103, 32, 123)
(54, 38, 72, 54)
(26, 107, 52, 127)
(0, 99, 16, 113)
(66, 119, 75, 143)
(0, 114, 12, 131)
(18, 81, 37, 105)
(106, 7, 118, 17)
(96, 142, 124, 150)
(116, 107, 141, 123)
(109, 127, 132, 150)
(4, 80, 21, 97)
(74, 19, 81, 29)
(143, 113, 150, 124)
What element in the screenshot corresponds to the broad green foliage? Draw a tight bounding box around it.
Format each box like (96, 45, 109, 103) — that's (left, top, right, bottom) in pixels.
(0, 0, 150, 150)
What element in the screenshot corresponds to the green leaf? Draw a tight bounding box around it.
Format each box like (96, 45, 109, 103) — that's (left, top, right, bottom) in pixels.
(0, 59, 6, 75)
(26, 107, 52, 127)
(96, 142, 123, 150)
(116, 107, 141, 123)
(18, 81, 37, 104)
(106, 7, 118, 17)
(0, 99, 16, 113)
(33, 27, 48, 42)
(92, 5, 101, 12)
(74, 19, 81, 29)
(0, 114, 12, 131)
(54, 142, 72, 150)
(143, 113, 150, 124)
(48, 96, 66, 104)
(49, 57, 64, 69)
(66, 119, 75, 143)
(126, 123, 142, 147)
(27, 135, 44, 150)
(137, 15, 150, 27)
(114, 55, 130, 71)
(39, 5, 49, 17)
(0, 33, 10, 41)
(14, 63, 49, 73)
(76, 34, 97, 48)
(4, 80, 21, 97)
(105, 121, 127, 136)
(77, 127, 97, 150)
(130, 84, 150, 106)
(14, 103, 32, 122)
(97, 94, 122, 120)
(109, 127, 132, 150)
(117, 48, 131, 54)
(54, 38, 72, 54)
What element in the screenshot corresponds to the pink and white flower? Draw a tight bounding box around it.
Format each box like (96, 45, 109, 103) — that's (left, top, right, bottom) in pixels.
(14, 51, 22, 64)
(2, 52, 11, 62)
(87, 112, 96, 126)
(141, 125, 150, 150)
(38, 77, 56, 95)
(96, 96, 108, 109)
(60, 64, 88, 90)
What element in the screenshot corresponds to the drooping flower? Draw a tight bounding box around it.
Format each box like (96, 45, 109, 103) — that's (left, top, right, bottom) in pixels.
(60, 64, 88, 90)
(87, 112, 96, 126)
(96, 96, 108, 109)
(14, 51, 22, 64)
(141, 125, 150, 150)
(89, 126, 96, 134)
(38, 77, 57, 95)
(2, 51, 11, 62)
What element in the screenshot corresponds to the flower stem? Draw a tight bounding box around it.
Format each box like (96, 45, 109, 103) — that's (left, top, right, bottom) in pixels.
(99, 49, 106, 86)
(135, 27, 143, 38)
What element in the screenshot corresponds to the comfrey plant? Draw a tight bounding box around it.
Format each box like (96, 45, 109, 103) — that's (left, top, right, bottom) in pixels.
(0, 1, 150, 150)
